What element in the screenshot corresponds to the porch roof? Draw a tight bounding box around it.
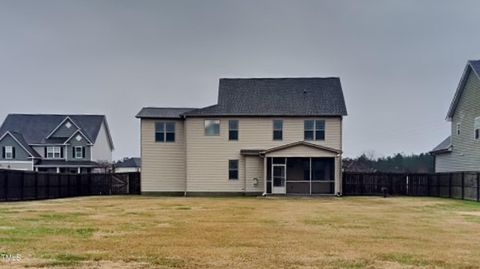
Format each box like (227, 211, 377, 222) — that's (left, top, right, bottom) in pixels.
(240, 141, 341, 157)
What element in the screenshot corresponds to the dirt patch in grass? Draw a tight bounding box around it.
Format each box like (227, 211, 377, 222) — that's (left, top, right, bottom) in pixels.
(0, 196, 480, 268)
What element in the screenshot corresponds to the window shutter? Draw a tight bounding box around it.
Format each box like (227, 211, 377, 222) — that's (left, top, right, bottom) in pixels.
(60, 147, 64, 158)
(2, 147, 4, 159)
(12, 147, 15, 159)
(72, 147, 75, 158)
(82, 147, 86, 158)
(44, 147, 47, 157)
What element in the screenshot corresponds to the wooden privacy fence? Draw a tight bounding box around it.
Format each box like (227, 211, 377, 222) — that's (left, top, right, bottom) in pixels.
(0, 169, 141, 202)
(343, 172, 480, 201)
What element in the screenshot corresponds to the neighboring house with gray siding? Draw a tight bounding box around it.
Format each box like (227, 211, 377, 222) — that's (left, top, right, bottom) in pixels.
(431, 60, 480, 172)
(0, 114, 114, 173)
(137, 77, 347, 195)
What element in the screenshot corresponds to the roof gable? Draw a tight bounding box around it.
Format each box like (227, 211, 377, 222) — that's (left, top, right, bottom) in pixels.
(184, 77, 347, 117)
(262, 141, 341, 155)
(447, 60, 480, 120)
(46, 116, 80, 139)
(0, 131, 39, 158)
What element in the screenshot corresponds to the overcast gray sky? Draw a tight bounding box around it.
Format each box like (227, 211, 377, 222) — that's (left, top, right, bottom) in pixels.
(0, 0, 478, 160)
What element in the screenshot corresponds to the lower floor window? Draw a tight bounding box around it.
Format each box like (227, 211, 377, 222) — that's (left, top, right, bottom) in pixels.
(229, 160, 238, 180)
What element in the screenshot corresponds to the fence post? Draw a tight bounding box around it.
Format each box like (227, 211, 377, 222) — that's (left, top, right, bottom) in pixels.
(34, 172, 38, 200)
(427, 174, 431, 196)
(20, 171, 24, 200)
(461, 172, 465, 200)
(449, 173, 452, 198)
(46, 174, 50, 198)
(477, 173, 480, 202)
(4, 171, 8, 201)
(360, 174, 364, 195)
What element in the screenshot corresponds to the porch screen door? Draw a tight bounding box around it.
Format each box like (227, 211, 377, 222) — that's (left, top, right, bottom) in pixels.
(272, 164, 286, 194)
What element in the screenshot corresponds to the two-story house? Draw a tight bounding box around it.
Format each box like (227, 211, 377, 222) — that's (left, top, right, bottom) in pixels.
(431, 60, 480, 172)
(0, 114, 114, 173)
(137, 77, 347, 195)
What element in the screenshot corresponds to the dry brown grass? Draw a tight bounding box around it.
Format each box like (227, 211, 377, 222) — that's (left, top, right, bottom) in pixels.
(0, 196, 480, 268)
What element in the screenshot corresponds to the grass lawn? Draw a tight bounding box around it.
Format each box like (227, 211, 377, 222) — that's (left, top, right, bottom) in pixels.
(1, 196, 480, 268)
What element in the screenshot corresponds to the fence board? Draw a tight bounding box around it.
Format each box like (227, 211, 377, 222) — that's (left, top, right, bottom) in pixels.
(0, 169, 140, 202)
(343, 171, 480, 201)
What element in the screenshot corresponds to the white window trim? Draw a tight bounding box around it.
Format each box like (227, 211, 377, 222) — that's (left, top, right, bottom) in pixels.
(74, 146, 83, 159)
(47, 146, 61, 159)
(305, 120, 326, 141)
(5, 146, 13, 160)
(204, 120, 220, 136)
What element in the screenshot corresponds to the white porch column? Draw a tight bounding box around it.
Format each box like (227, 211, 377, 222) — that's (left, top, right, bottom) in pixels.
(263, 157, 267, 195)
(77, 167, 81, 174)
(56, 167, 60, 174)
(335, 156, 341, 195)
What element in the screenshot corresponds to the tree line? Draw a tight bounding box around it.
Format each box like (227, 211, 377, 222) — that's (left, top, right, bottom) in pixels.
(343, 152, 434, 173)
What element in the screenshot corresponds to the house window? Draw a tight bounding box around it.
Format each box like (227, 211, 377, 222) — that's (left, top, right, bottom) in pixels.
(205, 120, 220, 136)
(155, 122, 175, 142)
(457, 123, 461, 136)
(273, 120, 283, 140)
(4, 146, 13, 159)
(229, 120, 239, 140)
(304, 120, 325, 140)
(74, 146, 84, 159)
(229, 160, 238, 180)
(46, 146, 61, 159)
(475, 117, 480, 140)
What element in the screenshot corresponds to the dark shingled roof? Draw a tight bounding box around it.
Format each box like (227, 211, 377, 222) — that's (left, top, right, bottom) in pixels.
(447, 60, 480, 119)
(0, 114, 112, 146)
(184, 77, 347, 116)
(9, 132, 40, 157)
(135, 107, 197, 119)
(114, 157, 141, 168)
(430, 136, 452, 155)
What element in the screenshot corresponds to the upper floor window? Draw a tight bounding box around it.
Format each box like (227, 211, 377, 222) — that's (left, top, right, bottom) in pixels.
(74, 146, 84, 159)
(228, 160, 238, 180)
(46, 146, 61, 159)
(205, 120, 220, 136)
(273, 120, 283, 140)
(228, 120, 239, 140)
(155, 122, 175, 142)
(457, 123, 461, 136)
(304, 120, 325, 141)
(4, 146, 13, 159)
(475, 117, 480, 140)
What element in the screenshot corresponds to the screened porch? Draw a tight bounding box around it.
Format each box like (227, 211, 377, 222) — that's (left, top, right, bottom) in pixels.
(265, 157, 335, 195)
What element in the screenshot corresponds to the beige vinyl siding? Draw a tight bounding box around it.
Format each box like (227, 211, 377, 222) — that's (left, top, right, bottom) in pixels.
(141, 119, 186, 192)
(245, 156, 264, 193)
(437, 71, 480, 172)
(185, 117, 342, 193)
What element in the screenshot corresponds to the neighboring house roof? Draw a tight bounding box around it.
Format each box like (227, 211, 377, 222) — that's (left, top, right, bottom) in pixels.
(430, 136, 452, 155)
(184, 77, 348, 117)
(447, 60, 480, 120)
(0, 114, 114, 149)
(114, 157, 141, 168)
(136, 107, 197, 119)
